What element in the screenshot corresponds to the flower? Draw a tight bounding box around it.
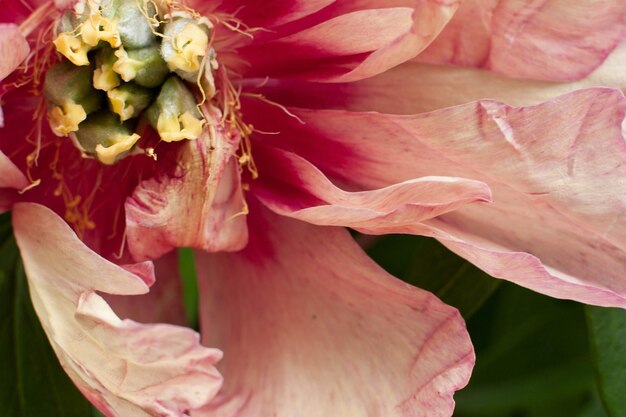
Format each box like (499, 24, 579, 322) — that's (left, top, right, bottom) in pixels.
(0, 1, 625, 417)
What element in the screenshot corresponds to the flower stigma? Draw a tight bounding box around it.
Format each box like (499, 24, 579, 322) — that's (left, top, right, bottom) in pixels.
(44, 0, 214, 165)
(7, 0, 267, 238)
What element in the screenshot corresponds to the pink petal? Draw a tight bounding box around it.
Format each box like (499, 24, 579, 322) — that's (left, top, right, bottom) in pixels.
(12, 203, 223, 417)
(0, 150, 28, 213)
(257, 40, 626, 114)
(237, 1, 459, 82)
(193, 202, 474, 417)
(199, 0, 335, 28)
(106, 252, 188, 326)
(252, 142, 492, 229)
(415, 0, 626, 81)
(243, 89, 626, 307)
(125, 120, 248, 262)
(0, 24, 29, 82)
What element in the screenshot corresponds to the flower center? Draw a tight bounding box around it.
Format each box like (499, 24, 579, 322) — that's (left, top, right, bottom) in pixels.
(45, 0, 217, 165)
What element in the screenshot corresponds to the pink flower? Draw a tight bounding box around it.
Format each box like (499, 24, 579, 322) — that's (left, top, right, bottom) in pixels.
(1, 1, 625, 417)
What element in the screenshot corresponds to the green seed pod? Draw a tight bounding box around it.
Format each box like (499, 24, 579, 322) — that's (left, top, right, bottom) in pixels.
(126, 44, 170, 88)
(44, 60, 102, 113)
(74, 111, 141, 164)
(107, 82, 154, 121)
(44, 60, 103, 136)
(145, 76, 204, 142)
(161, 16, 211, 82)
(55, 10, 83, 35)
(93, 46, 121, 91)
(102, 0, 157, 49)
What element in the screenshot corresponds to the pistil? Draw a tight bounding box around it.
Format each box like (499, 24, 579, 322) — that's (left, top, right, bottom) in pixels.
(44, 0, 217, 164)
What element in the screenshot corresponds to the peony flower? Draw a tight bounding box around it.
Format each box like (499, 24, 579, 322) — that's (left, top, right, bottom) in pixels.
(0, 1, 625, 417)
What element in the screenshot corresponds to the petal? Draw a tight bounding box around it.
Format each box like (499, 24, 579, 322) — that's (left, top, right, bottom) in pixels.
(415, 0, 626, 81)
(257, 41, 626, 114)
(0, 149, 28, 212)
(193, 201, 474, 417)
(125, 119, 248, 262)
(252, 142, 492, 229)
(106, 252, 188, 326)
(13, 202, 223, 417)
(0, 24, 29, 81)
(235, 1, 459, 82)
(244, 89, 626, 307)
(201, 0, 335, 28)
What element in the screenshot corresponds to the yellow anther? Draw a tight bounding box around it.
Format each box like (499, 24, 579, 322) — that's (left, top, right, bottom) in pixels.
(48, 101, 87, 136)
(95, 133, 141, 165)
(112, 47, 142, 82)
(167, 24, 208, 73)
(53, 33, 91, 66)
(157, 111, 204, 142)
(107, 89, 135, 121)
(93, 64, 121, 91)
(80, 14, 121, 48)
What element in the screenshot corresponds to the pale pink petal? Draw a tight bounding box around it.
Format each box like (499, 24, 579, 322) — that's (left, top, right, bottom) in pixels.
(0, 24, 29, 82)
(258, 41, 626, 114)
(107, 252, 188, 326)
(125, 116, 248, 262)
(237, 1, 459, 82)
(244, 89, 626, 307)
(415, 0, 626, 81)
(0, 150, 28, 213)
(193, 203, 474, 417)
(252, 142, 492, 228)
(13, 203, 223, 417)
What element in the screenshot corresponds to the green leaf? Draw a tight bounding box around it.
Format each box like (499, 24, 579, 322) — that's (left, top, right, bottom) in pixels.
(0, 233, 92, 416)
(366, 234, 501, 318)
(586, 306, 626, 417)
(454, 284, 600, 417)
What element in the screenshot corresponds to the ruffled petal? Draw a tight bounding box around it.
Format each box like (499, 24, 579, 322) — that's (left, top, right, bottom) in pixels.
(415, 0, 626, 81)
(256, 41, 626, 114)
(193, 202, 474, 417)
(234, 1, 459, 82)
(13, 203, 223, 417)
(243, 89, 626, 307)
(252, 142, 492, 229)
(125, 118, 248, 262)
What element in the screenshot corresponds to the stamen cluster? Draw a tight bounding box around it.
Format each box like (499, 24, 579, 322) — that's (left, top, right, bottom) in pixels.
(44, 0, 216, 164)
